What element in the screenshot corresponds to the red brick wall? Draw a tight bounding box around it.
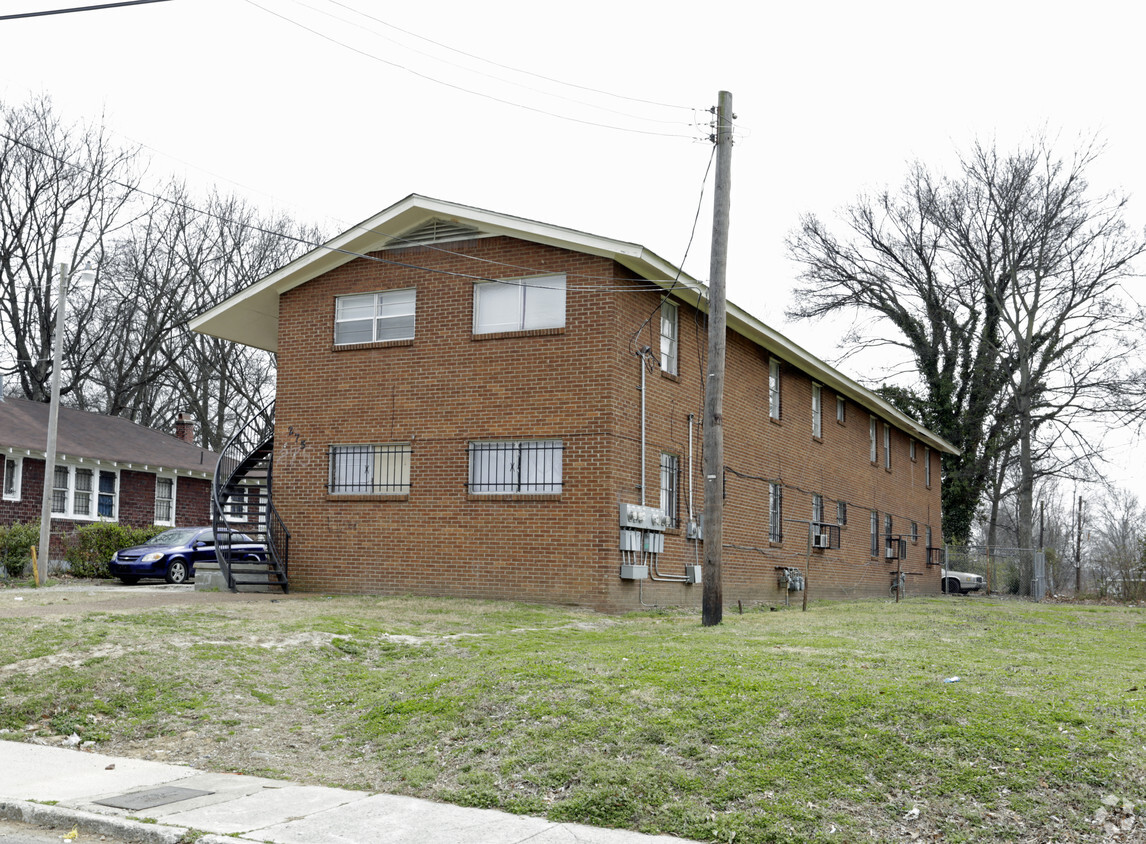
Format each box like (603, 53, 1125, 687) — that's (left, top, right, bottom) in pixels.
(273, 236, 945, 611)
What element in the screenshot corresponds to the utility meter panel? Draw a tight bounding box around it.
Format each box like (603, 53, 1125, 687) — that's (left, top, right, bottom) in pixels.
(619, 503, 670, 531)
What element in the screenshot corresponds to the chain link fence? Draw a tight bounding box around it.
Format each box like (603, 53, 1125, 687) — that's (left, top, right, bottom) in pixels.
(943, 545, 1047, 600)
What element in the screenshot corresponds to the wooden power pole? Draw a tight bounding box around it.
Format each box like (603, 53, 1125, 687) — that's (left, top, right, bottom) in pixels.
(702, 91, 733, 627)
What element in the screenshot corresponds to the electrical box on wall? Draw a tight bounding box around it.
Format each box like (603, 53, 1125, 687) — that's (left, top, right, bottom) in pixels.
(643, 532, 664, 553)
(619, 530, 642, 552)
(619, 564, 649, 580)
(619, 503, 670, 531)
(685, 565, 702, 584)
(686, 518, 703, 540)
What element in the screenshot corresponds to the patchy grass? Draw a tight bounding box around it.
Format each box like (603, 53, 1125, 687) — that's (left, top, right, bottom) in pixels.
(0, 594, 1142, 842)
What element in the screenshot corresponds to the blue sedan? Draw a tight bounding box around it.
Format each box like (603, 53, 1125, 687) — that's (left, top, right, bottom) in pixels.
(109, 527, 266, 585)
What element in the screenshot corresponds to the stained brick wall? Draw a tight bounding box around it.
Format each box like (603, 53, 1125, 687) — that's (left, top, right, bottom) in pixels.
(273, 235, 946, 612)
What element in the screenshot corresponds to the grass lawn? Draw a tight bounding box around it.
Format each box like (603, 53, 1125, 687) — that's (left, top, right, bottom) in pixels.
(0, 591, 1142, 842)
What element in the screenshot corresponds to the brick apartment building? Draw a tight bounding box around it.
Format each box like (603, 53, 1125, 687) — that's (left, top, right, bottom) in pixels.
(1, 398, 216, 557)
(191, 195, 957, 612)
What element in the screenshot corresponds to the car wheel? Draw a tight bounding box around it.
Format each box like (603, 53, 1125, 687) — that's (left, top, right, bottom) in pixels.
(943, 577, 960, 594)
(118, 575, 140, 585)
(165, 559, 189, 584)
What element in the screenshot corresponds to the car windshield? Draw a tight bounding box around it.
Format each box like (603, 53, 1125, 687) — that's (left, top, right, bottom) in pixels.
(144, 528, 200, 546)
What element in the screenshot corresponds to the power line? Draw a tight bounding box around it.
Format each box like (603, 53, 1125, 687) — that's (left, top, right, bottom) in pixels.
(0, 0, 170, 21)
(244, 0, 702, 139)
(320, 0, 695, 114)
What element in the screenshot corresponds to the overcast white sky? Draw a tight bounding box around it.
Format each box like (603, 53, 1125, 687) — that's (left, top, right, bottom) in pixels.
(1, 0, 1143, 511)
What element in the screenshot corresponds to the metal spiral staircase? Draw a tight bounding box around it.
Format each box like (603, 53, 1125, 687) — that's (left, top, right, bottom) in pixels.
(210, 401, 290, 592)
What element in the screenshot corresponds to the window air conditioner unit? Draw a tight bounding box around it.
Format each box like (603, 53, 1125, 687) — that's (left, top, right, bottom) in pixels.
(812, 532, 830, 549)
(885, 544, 898, 559)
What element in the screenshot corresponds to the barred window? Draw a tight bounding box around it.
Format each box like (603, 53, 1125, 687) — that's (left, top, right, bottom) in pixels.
(812, 493, 824, 527)
(334, 289, 416, 345)
(837, 500, 847, 526)
(329, 444, 412, 494)
(155, 477, 175, 523)
(74, 468, 93, 517)
(468, 440, 562, 494)
(911, 521, 919, 543)
(769, 483, 783, 542)
(870, 510, 879, 556)
(659, 453, 679, 527)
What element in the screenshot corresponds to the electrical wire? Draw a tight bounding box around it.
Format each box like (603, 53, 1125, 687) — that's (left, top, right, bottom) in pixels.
(0, 0, 169, 20)
(285, 0, 695, 127)
(244, 0, 703, 139)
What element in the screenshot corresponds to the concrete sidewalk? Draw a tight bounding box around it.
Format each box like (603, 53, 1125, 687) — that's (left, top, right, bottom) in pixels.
(0, 742, 701, 844)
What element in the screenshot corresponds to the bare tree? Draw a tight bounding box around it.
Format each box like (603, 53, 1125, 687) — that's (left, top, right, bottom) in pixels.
(1092, 488, 1144, 599)
(788, 137, 1145, 549)
(0, 95, 142, 401)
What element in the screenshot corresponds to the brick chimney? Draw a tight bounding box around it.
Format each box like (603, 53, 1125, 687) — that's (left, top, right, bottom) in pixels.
(174, 412, 196, 445)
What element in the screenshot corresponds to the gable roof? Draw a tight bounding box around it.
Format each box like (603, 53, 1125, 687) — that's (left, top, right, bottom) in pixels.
(0, 398, 216, 477)
(190, 194, 958, 456)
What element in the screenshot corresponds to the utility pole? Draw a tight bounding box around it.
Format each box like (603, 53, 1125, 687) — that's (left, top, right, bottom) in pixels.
(1075, 494, 1084, 595)
(702, 90, 733, 627)
(35, 259, 70, 587)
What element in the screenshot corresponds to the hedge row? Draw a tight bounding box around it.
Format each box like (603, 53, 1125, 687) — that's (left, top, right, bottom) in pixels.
(0, 521, 168, 579)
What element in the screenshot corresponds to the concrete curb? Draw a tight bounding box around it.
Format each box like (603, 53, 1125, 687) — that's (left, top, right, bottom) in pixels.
(0, 798, 189, 843)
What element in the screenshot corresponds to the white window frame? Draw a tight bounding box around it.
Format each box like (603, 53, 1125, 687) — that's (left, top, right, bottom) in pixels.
(769, 359, 781, 421)
(334, 288, 417, 345)
(925, 446, 932, 487)
(909, 439, 917, 461)
(660, 301, 679, 376)
(473, 274, 566, 335)
(769, 482, 783, 542)
(659, 453, 679, 528)
(49, 463, 118, 521)
(869, 417, 878, 463)
(329, 444, 412, 495)
(2, 455, 21, 501)
(468, 440, 563, 495)
(883, 423, 892, 470)
(811, 383, 822, 439)
(836, 396, 845, 424)
(154, 475, 177, 525)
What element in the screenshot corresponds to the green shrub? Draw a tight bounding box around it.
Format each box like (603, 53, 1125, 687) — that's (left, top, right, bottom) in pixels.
(0, 521, 40, 578)
(64, 523, 168, 579)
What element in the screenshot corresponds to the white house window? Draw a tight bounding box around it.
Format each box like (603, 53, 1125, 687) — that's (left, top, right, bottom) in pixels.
(883, 423, 891, 470)
(334, 288, 416, 345)
(869, 417, 877, 462)
(659, 453, 679, 527)
(329, 444, 412, 494)
(836, 396, 845, 424)
(870, 510, 879, 556)
(769, 482, 783, 542)
(474, 274, 565, 335)
(769, 359, 781, 421)
(812, 383, 822, 439)
(155, 477, 175, 524)
(3, 456, 21, 500)
(50, 464, 117, 520)
(925, 446, 932, 487)
(468, 440, 562, 494)
(660, 301, 679, 376)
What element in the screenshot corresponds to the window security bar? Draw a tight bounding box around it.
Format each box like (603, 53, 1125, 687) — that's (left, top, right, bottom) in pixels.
(467, 440, 563, 494)
(328, 444, 412, 494)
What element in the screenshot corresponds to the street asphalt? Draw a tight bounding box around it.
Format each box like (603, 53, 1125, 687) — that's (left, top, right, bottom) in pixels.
(0, 742, 701, 844)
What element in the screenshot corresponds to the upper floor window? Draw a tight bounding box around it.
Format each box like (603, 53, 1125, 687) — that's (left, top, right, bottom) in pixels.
(869, 417, 878, 463)
(909, 439, 917, 461)
(812, 384, 822, 439)
(769, 359, 781, 421)
(474, 274, 565, 335)
(812, 493, 824, 527)
(925, 446, 932, 487)
(836, 396, 846, 424)
(468, 440, 562, 494)
(660, 301, 679, 376)
(659, 453, 679, 528)
(329, 444, 412, 495)
(334, 289, 416, 345)
(155, 476, 176, 524)
(2, 456, 20, 501)
(926, 525, 934, 548)
(910, 521, 919, 543)
(837, 500, 847, 525)
(883, 423, 892, 470)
